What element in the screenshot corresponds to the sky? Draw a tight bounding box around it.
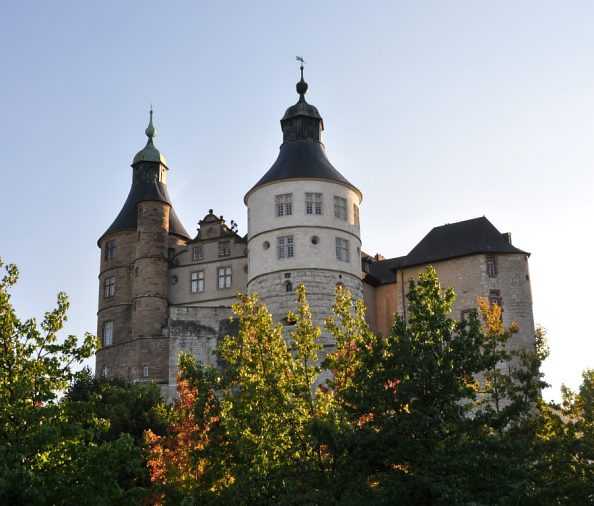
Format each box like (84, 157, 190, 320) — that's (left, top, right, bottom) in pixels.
(2, 1, 593, 402)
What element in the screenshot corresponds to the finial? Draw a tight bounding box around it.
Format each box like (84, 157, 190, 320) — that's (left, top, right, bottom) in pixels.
(145, 106, 156, 139)
(295, 56, 308, 96)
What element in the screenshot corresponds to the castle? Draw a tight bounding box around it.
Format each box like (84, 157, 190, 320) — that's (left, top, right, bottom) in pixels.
(95, 68, 535, 400)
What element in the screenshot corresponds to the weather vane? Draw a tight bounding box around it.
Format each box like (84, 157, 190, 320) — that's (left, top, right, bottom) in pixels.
(296, 55, 306, 67)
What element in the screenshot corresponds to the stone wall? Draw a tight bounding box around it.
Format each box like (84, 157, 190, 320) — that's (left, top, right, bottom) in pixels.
(95, 336, 169, 385)
(167, 306, 238, 401)
(250, 269, 362, 331)
(131, 201, 170, 338)
(394, 253, 535, 353)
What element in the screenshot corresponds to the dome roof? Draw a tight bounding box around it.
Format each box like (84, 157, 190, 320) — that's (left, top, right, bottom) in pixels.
(132, 138, 168, 166)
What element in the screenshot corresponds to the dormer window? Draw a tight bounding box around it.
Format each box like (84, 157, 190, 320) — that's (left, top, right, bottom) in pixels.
(275, 194, 293, 217)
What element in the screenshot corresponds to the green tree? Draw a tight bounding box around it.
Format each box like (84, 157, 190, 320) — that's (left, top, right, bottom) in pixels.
(323, 267, 503, 503)
(526, 369, 594, 504)
(0, 259, 149, 504)
(146, 268, 591, 505)
(66, 371, 166, 446)
(147, 285, 334, 504)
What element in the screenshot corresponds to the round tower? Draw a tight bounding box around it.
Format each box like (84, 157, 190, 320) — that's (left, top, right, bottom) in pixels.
(245, 66, 363, 325)
(96, 110, 190, 383)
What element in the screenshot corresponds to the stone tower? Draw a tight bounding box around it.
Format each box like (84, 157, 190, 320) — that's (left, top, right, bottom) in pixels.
(244, 66, 363, 325)
(96, 110, 190, 383)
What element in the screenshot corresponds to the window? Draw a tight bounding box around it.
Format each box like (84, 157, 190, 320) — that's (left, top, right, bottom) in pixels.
(460, 309, 472, 321)
(104, 239, 116, 260)
(305, 192, 323, 215)
(143, 366, 149, 378)
(489, 289, 502, 307)
(353, 204, 360, 226)
(336, 238, 350, 262)
(104, 277, 115, 298)
(277, 236, 294, 259)
(285, 281, 293, 292)
(193, 246, 203, 261)
(334, 196, 347, 220)
(486, 255, 498, 277)
(103, 320, 113, 346)
(191, 271, 204, 293)
(101, 365, 108, 378)
(218, 267, 232, 289)
(219, 241, 230, 257)
(275, 193, 293, 217)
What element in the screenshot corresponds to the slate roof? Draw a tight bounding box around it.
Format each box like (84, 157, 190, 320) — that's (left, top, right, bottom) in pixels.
(364, 256, 406, 285)
(362, 217, 529, 286)
(245, 139, 361, 202)
(98, 181, 190, 243)
(399, 217, 528, 268)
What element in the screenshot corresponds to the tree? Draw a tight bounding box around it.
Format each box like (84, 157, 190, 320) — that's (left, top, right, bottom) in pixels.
(526, 369, 594, 504)
(322, 267, 505, 503)
(146, 285, 335, 504)
(0, 259, 149, 504)
(146, 268, 591, 505)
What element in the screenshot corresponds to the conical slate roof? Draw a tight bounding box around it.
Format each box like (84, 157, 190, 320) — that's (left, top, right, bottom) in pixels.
(245, 66, 360, 202)
(98, 111, 190, 243)
(99, 181, 190, 242)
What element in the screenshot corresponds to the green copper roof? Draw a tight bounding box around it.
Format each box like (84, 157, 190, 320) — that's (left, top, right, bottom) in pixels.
(132, 108, 168, 166)
(281, 66, 323, 123)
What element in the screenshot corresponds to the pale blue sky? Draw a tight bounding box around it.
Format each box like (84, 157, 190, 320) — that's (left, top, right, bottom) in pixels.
(2, 1, 593, 401)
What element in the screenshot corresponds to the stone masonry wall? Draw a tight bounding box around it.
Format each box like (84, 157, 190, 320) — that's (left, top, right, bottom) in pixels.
(132, 201, 170, 338)
(167, 306, 237, 401)
(95, 336, 169, 385)
(250, 269, 362, 332)
(395, 253, 535, 354)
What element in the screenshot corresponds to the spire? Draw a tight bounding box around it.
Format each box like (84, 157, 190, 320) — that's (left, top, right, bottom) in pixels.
(296, 62, 308, 98)
(145, 106, 156, 139)
(132, 107, 167, 166)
